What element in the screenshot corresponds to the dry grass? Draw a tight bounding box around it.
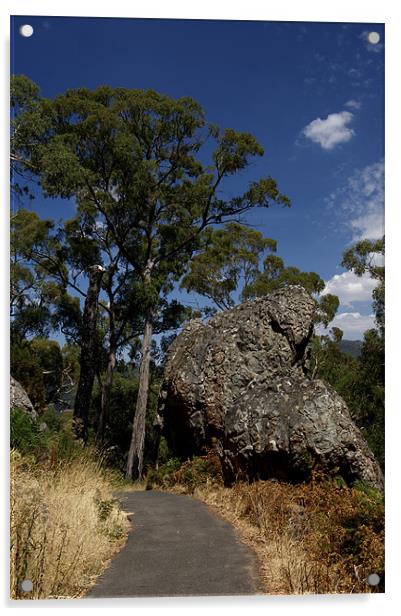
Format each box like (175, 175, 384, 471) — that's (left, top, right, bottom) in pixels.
(155, 452, 384, 595)
(192, 477, 384, 595)
(10, 449, 130, 600)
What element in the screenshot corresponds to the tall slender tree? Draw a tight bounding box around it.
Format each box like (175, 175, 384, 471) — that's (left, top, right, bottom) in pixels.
(73, 264, 105, 441)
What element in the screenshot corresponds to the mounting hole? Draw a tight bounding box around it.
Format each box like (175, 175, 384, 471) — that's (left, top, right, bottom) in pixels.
(367, 572, 380, 586)
(367, 32, 380, 45)
(19, 24, 34, 38)
(20, 579, 33, 592)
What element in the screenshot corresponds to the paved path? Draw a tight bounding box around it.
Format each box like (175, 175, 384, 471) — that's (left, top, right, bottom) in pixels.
(86, 490, 260, 598)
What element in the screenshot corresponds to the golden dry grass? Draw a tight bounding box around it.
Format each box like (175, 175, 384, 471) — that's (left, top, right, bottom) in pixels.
(154, 452, 384, 595)
(192, 477, 384, 595)
(10, 450, 130, 599)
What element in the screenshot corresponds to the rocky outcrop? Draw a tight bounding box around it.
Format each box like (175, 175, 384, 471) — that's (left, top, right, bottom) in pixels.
(10, 376, 37, 419)
(157, 286, 384, 491)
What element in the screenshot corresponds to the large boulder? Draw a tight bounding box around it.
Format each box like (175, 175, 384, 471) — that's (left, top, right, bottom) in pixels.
(10, 376, 37, 419)
(157, 286, 384, 491)
(222, 376, 383, 490)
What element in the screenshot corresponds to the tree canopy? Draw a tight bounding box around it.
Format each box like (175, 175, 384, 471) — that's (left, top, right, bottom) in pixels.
(182, 222, 339, 326)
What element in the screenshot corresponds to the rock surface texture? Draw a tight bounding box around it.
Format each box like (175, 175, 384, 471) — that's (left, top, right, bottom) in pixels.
(158, 286, 384, 491)
(10, 376, 37, 418)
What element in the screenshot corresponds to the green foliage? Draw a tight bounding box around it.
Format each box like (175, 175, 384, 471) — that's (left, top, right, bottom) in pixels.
(10, 341, 45, 408)
(352, 329, 384, 469)
(40, 406, 62, 431)
(90, 369, 165, 470)
(11, 338, 63, 409)
(94, 495, 124, 539)
(243, 256, 325, 299)
(342, 237, 384, 335)
(95, 498, 115, 522)
(181, 222, 277, 310)
(10, 208, 80, 342)
(147, 452, 223, 493)
(183, 223, 339, 327)
(156, 436, 175, 465)
(174, 455, 223, 493)
(310, 327, 384, 470)
(10, 406, 80, 462)
(146, 457, 182, 487)
(310, 331, 361, 410)
(10, 408, 48, 455)
(354, 480, 384, 508)
(315, 294, 340, 328)
(11, 75, 49, 198)
(61, 343, 81, 385)
(30, 338, 63, 403)
(339, 236, 385, 469)
(91, 374, 139, 465)
(13, 81, 289, 321)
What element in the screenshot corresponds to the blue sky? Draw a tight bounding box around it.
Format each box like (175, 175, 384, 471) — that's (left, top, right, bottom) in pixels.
(11, 16, 384, 339)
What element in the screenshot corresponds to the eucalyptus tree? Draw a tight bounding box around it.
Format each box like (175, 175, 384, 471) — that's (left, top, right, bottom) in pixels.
(183, 223, 339, 328)
(341, 236, 385, 467)
(243, 254, 339, 327)
(11, 75, 44, 197)
(10, 207, 84, 343)
(181, 222, 277, 310)
(51, 211, 151, 443)
(342, 236, 385, 335)
(12, 81, 290, 479)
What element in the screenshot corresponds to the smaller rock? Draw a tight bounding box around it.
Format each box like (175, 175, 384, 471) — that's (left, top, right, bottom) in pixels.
(10, 376, 37, 419)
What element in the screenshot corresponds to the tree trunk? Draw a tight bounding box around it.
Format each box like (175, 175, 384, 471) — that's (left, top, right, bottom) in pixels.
(96, 345, 116, 447)
(73, 264, 105, 442)
(125, 316, 153, 481)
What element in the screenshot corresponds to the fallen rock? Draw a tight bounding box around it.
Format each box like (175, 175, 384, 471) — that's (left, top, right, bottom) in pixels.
(10, 376, 37, 419)
(157, 286, 384, 490)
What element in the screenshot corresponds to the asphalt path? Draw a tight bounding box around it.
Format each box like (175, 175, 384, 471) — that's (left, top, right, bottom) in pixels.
(86, 490, 260, 598)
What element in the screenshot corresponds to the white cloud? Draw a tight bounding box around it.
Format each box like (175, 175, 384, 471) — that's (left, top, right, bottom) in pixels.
(345, 99, 361, 110)
(302, 111, 355, 150)
(316, 312, 376, 340)
(326, 160, 384, 241)
(321, 270, 378, 306)
(349, 211, 384, 241)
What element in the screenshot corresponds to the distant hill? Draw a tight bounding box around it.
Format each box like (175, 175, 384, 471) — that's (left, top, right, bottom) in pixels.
(338, 339, 363, 358)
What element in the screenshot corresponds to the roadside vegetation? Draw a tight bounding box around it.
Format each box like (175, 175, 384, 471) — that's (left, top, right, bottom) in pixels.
(10, 408, 129, 599)
(148, 452, 384, 595)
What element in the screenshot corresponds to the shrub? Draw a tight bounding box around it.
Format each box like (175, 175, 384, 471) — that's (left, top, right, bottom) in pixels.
(194, 474, 384, 594)
(146, 457, 182, 488)
(10, 407, 49, 456)
(11, 338, 63, 409)
(11, 406, 81, 465)
(147, 451, 223, 492)
(90, 373, 162, 472)
(90, 374, 139, 468)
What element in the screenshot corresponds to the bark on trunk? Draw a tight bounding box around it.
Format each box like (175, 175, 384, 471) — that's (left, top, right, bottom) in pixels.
(96, 346, 116, 447)
(73, 264, 105, 442)
(125, 316, 153, 480)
